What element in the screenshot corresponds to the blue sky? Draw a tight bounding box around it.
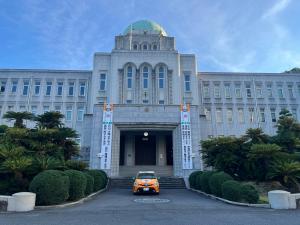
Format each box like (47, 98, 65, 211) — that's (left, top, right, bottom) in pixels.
(0, 0, 299, 72)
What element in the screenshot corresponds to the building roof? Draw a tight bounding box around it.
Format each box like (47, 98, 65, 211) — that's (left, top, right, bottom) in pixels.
(123, 20, 167, 36)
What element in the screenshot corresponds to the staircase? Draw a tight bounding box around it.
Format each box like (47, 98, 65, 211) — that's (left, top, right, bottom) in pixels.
(110, 177, 186, 189)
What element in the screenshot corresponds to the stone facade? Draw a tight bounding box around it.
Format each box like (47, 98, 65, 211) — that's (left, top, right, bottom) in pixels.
(0, 20, 300, 178)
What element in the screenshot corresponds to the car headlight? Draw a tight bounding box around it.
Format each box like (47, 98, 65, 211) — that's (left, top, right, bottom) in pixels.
(154, 181, 159, 186)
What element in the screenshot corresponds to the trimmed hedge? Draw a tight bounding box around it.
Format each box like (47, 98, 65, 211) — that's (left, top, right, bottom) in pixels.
(199, 171, 216, 194)
(241, 184, 259, 203)
(84, 173, 94, 196)
(194, 172, 203, 190)
(64, 170, 87, 201)
(209, 172, 232, 197)
(86, 170, 107, 191)
(189, 171, 202, 189)
(221, 180, 242, 202)
(29, 170, 69, 205)
(66, 160, 88, 171)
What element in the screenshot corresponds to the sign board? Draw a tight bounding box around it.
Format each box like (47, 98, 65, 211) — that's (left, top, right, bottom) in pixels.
(100, 103, 113, 169)
(180, 104, 193, 169)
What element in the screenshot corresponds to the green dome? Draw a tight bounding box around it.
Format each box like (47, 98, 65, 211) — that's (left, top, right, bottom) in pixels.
(123, 20, 167, 36)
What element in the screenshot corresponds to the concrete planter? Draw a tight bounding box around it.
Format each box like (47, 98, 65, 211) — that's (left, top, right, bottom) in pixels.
(12, 192, 36, 212)
(268, 190, 300, 209)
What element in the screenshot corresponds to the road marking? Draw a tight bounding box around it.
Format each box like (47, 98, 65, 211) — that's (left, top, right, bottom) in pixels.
(134, 198, 170, 204)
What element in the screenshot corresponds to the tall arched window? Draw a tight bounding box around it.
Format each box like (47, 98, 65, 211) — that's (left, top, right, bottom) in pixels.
(158, 67, 164, 89)
(127, 66, 132, 89)
(143, 67, 149, 89)
(143, 44, 148, 50)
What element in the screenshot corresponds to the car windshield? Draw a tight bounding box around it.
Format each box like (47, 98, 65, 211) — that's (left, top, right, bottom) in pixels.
(137, 173, 156, 179)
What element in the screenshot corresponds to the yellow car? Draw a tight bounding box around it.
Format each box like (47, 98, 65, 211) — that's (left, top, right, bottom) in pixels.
(132, 171, 160, 194)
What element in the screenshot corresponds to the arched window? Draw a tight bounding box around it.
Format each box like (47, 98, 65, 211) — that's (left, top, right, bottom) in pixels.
(133, 44, 138, 50)
(143, 44, 148, 50)
(158, 67, 164, 89)
(143, 67, 149, 89)
(127, 66, 132, 89)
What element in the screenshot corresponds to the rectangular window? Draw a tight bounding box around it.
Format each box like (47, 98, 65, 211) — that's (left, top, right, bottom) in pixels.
(100, 74, 106, 91)
(142, 100, 149, 104)
(159, 73, 164, 89)
(31, 106, 37, 115)
(256, 86, 263, 98)
(259, 108, 265, 122)
(249, 108, 255, 123)
(246, 84, 252, 98)
(288, 85, 294, 98)
(277, 86, 284, 98)
(127, 69, 132, 89)
(19, 105, 26, 112)
(184, 74, 191, 92)
(54, 105, 61, 112)
(238, 108, 244, 123)
(79, 81, 86, 96)
(204, 108, 211, 121)
(214, 85, 221, 98)
(8, 105, 14, 111)
(216, 108, 222, 123)
(227, 108, 233, 123)
(23, 80, 29, 96)
(57, 81, 63, 96)
(34, 81, 40, 96)
(43, 105, 50, 113)
(270, 108, 276, 122)
(11, 80, 18, 93)
(291, 108, 297, 120)
(224, 84, 231, 98)
(235, 86, 242, 98)
(0, 81, 6, 93)
(203, 85, 209, 98)
(68, 82, 75, 96)
(77, 107, 84, 121)
(267, 84, 273, 98)
(158, 100, 164, 104)
(45, 81, 52, 96)
(66, 106, 72, 121)
(126, 100, 132, 104)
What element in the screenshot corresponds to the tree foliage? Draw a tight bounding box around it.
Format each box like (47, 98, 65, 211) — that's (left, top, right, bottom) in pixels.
(3, 111, 34, 128)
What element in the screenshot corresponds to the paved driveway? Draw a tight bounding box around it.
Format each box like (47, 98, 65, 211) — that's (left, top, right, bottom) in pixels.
(1, 188, 299, 225)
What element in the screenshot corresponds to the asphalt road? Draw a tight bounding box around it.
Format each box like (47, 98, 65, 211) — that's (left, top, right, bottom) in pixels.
(1, 188, 300, 225)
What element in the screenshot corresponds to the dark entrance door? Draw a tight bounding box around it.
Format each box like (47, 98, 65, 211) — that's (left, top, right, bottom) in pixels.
(135, 135, 156, 165)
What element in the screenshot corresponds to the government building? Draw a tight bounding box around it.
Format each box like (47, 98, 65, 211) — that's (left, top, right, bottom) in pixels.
(0, 20, 300, 178)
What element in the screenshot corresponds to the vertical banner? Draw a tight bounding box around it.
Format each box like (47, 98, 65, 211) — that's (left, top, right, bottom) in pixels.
(100, 103, 113, 169)
(180, 104, 193, 169)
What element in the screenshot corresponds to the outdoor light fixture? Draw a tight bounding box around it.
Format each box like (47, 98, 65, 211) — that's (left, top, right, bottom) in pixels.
(144, 132, 149, 137)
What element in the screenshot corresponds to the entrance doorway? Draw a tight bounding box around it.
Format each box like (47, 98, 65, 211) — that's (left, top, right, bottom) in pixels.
(135, 135, 156, 165)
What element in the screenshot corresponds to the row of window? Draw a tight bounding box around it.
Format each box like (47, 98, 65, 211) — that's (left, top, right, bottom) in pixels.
(0, 80, 87, 97)
(204, 107, 298, 124)
(202, 82, 300, 99)
(132, 42, 159, 51)
(0, 105, 85, 122)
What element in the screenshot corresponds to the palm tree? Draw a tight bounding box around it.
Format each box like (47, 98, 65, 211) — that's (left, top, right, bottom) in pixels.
(35, 111, 64, 129)
(243, 128, 269, 144)
(3, 111, 34, 128)
(268, 160, 300, 192)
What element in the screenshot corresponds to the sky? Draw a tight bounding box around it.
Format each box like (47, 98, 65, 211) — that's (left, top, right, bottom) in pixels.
(0, 0, 300, 73)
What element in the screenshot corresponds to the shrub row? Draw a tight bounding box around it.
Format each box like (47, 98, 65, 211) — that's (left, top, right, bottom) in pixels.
(29, 169, 108, 205)
(189, 171, 259, 204)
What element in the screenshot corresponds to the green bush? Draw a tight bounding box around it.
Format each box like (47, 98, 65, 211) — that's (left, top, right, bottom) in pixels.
(221, 180, 242, 202)
(64, 170, 87, 201)
(188, 171, 202, 189)
(86, 170, 107, 191)
(199, 171, 216, 193)
(194, 172, 204, 190)
(241, 184, 259, 203)
(84, 173, 94, 196)
(66, 160, 88, 171)
(209, 172, 232, 197)
(29, 170, 69, 205)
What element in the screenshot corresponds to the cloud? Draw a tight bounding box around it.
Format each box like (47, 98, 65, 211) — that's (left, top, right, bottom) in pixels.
(262, 0, 291, 20)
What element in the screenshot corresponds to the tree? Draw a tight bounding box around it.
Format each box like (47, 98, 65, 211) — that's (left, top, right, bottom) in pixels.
(35, 111, 64, 129)
(243, 128, 269, 144)
(248, 144, 281, 181)
(268, 160, 300, 192)
(284, 67, 300, 74)
(274, 109, 300, 153)
(3, 111, 34, 128)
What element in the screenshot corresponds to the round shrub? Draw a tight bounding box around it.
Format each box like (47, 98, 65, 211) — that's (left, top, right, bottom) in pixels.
(194, 172, 204, 190)
(66, 160, 88, 171)
(189, 171, 202, 189)
(209, 172, 232, 197)
(29, 170, 69, 205)
(241, 184, 259, 203)
(221, 180, 242, 202)
(84, 173, 94, 196)
(199, 171, 216, 193)
(64, 170, 87, 201)
(86, 170, 107, 191)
